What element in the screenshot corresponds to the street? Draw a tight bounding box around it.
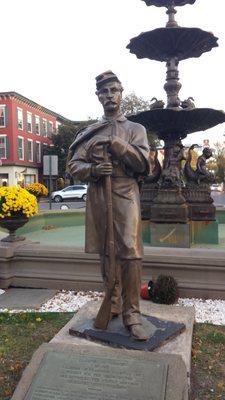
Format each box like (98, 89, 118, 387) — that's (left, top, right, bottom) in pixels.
(211, 191, 225, 207)
(38, 191, 225, 212)
(39, 199, 85, 211)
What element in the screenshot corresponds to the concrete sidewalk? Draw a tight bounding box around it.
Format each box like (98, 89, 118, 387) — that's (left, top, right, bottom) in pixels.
(0, 288, 56, 310)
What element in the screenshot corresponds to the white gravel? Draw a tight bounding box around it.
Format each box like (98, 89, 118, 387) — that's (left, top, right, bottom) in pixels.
(0, 290, 224, 326)
(178, 298, 225, 326)
(38, 290, 103, 312)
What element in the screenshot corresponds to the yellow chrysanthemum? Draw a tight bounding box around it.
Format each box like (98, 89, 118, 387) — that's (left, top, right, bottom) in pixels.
(25, 183, 48, 197)
(0, 186, 38, 218)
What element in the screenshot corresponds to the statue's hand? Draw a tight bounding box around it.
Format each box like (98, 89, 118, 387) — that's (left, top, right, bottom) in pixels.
(109, 137, 127, 157)
(93, 162, 113, 177)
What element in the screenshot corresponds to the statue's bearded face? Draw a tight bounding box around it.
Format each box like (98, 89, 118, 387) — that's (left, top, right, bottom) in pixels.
(96, 81, 122, 113)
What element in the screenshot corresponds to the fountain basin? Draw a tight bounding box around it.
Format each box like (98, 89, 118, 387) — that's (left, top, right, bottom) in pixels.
(127, 28, 218, 62)
(128, 108, 225, 139)
(0, 209, 225, 299)
(142, 0, 196, 7)
(0, 208, 223, 248)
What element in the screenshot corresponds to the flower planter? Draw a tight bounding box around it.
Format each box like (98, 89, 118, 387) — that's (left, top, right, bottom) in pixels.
(0, 216, 29, 242)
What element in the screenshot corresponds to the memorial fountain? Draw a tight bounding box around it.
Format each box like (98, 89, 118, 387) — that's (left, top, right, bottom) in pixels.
(127, 0, 225, 246)
(1, 0, 225, 296)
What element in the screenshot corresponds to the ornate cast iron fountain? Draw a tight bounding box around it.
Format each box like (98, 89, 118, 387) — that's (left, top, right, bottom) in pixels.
(127, 0, 225, 224)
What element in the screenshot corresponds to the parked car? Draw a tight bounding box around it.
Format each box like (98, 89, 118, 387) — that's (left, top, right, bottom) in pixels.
(51, 185, 87, 202)
(210, 183, 223, 192)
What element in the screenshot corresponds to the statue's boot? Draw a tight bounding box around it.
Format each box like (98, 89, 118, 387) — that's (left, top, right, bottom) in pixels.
(128, 323, 149, 341)
(110, 312, 120, 320)
(120, 259, 149, 341)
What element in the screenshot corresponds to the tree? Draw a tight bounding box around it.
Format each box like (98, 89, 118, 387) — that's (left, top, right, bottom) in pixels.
(206, 142, 225, 183)
(121, 92, 152, 116)
(121, 92, 160, 147)
(49, 120, 96, 178)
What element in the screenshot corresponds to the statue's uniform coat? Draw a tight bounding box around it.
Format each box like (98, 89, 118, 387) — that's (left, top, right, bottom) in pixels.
(68, 115, 149, 260)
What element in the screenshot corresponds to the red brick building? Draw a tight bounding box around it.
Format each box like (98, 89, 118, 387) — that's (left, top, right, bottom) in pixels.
(0, 92, 73, 186)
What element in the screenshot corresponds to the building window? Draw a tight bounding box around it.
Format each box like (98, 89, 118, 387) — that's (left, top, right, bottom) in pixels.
(27, 112, 32, 133)
(24, 175, 36, 185)
(36, 141, 41, 163)
(27, 139, 33, 162)
(56, 121, 61, 132)
(35, 116, 40, 135)
(0, 173, 8, 186)
(17, 108, 23, 130)
(0, 106, 6, 127)
(18, 137, 24, 160)
(43, 143, 48, 156)
(49, 121, 53, 135)
(0, 135, 6, 158)
(42, 119, 47, 137)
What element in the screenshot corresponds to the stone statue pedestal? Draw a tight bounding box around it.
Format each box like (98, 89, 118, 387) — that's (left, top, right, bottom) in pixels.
(191, 220, 219, 245)
(147, 222, 191, 248)
(142, 219, 219, 248)
(11, 301, 194, 400)
(150, 189, 189, 223)
(141, 183, 159, 220)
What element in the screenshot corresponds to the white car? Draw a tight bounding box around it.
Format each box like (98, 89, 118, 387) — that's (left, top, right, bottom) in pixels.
(51, 185, 87, 202)
(210, 183, 223, 192)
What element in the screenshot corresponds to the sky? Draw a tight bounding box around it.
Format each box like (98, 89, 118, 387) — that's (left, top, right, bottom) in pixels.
(1, 0, 225, 146)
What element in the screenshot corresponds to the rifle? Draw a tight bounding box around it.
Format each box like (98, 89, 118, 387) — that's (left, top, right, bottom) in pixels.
(94, 144, 116, 330)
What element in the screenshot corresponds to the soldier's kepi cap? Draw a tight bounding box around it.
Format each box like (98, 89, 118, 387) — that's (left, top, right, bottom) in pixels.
(95, 70, 121, 91)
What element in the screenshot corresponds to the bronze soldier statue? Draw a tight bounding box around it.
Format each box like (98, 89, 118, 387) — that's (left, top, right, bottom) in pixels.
(68, 71, 150, 340)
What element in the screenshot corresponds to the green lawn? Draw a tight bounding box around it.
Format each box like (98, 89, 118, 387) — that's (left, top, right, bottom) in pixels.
(191, 324, 225, 400)
(0, 313, 224, 400)
(0, 312, 73, 399)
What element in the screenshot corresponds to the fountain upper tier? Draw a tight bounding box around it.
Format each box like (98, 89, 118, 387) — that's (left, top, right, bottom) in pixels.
(127, 28, 218, 62)
(142, 0, 196, 6)
(127, 0, 225, 140)
(128, 108, 225, 140)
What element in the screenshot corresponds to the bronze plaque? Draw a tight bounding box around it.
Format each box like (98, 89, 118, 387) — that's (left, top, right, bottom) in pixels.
(24, 351, 168, 400)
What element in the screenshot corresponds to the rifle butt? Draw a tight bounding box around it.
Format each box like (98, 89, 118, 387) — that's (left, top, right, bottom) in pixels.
(94, 295, 112, 330)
